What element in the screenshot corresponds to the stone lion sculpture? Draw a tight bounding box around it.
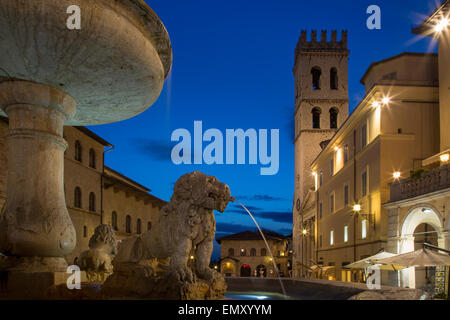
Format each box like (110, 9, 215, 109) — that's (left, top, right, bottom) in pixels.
(103, 171, 234, 299)
(78, 224, 117, 281)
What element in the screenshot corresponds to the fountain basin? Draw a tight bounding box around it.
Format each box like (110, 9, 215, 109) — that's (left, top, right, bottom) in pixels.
(225, 277, 428, 300)
(0, 0, 172, 125)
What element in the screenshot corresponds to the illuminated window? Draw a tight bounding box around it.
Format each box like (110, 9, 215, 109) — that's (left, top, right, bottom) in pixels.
(344, 226, 349, 243)
(330, 230, 334, 246)
(362, 220, 367, 239)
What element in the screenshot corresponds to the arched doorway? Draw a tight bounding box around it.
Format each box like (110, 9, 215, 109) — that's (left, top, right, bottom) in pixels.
(256, 264, 267, 278)
(222, 261, 235, 277)
(399, 205, 444, 289)
(240, 264, 251, 277)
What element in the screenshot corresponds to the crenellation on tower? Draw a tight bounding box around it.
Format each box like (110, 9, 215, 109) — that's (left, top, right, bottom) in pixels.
(295, 30, 348, 52)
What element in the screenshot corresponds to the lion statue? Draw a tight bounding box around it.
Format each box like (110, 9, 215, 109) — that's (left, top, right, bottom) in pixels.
(78, 224, 117, 281)
(104, 171, 234, 299)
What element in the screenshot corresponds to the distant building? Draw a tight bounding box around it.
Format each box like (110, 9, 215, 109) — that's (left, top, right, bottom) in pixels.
(216, 230, 292, 278)
(0, 118, 167, 264)
(292, 0, 450, 293)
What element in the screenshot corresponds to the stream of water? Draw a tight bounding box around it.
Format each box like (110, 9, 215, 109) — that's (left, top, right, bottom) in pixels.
(236, 200, 288, 299)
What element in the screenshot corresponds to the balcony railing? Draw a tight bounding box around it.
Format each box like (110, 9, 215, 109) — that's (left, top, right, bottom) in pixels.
(389, 164, 450, 202)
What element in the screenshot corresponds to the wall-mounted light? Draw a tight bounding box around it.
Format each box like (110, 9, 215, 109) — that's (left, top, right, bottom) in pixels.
(302, 229, 307, 235)
(440, 153, 449, 163)
(353, 204, 361, 213)
(435, 17, 449, 33)
(393, 171, 401, 180)
(382, 97, 391, 105)
(190, 255, 195, 260)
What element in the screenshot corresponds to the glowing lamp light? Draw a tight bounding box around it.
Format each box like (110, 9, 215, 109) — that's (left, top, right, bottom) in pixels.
(302, 229, 307, 235)
(214, 265, 218, 270)
(382, 97, 391, 105)
(435, 18, 449, 33)
(440, 154, 449, 162)
(190, 255, 195, 260)
(372, 101, 380, 108)
(312, 171, 317, 177)
(353, 204, 361, 212)
(393, 171, 401, 180)
(334, 146, 340, 152)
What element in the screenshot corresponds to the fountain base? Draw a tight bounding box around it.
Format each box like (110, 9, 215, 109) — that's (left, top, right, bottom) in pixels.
(102, 261, 226, 300)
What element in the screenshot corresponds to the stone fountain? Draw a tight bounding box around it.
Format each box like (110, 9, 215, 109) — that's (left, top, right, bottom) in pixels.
(102, 171, 234, 300)
(0, 0, 172, 298)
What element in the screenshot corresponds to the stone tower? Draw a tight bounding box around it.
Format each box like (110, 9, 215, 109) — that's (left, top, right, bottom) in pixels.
(292, 30, 349, 272)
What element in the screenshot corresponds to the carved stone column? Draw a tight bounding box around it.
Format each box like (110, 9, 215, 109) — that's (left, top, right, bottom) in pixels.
(0, 80, 76, 271)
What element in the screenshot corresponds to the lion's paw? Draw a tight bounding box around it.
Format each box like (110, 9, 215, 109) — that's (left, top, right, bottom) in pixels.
(172, 266, 194, 283)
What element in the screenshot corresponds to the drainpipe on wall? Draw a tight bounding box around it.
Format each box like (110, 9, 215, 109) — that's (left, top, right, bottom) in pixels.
(100, 145, 115, 225)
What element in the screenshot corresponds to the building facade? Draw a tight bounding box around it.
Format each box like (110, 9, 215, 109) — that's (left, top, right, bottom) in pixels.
(384, 0, 450, 293)
(217, 231, 292, 278)
(293, 0, 450, 292)
(0, 117, 166, 264)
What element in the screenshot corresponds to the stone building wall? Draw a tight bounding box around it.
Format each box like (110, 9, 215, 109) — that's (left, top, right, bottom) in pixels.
(0, 121, 165, 265)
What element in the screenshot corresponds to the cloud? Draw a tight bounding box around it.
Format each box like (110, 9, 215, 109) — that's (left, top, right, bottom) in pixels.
(132, 138, 175, 162)
(215, 222, 291, 238)
(234, 194, 286, 202)
(216, 222, 257, 235)
(225, 204, 292, 224)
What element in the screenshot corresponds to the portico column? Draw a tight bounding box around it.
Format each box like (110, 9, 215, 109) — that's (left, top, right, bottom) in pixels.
(0, 80, 76, 270)
(399, 236, 415, 288)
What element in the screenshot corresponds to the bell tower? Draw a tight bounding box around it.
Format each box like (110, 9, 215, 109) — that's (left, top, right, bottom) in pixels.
(292, 30, 350, 272)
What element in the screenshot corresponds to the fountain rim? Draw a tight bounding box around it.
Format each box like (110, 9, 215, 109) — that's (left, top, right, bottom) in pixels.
(128, 0, 173, 79)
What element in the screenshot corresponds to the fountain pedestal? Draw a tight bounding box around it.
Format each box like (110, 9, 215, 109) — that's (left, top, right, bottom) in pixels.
(0, 81, 77, 297)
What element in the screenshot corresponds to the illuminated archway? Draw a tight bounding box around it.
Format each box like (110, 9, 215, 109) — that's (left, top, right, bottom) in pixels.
(399, 204, 444, 288)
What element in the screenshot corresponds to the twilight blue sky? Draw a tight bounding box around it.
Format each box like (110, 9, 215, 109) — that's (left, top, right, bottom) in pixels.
(87, 0, 440, 258)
